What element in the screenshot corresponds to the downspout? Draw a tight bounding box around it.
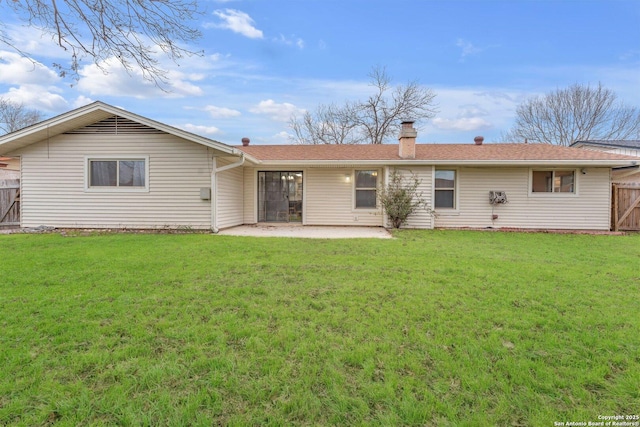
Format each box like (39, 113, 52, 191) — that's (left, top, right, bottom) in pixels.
(211, 153, 245, 233)
(382, 166, 390, 228)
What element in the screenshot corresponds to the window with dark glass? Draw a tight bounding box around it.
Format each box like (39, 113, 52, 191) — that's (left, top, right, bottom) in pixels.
(90, 159, 145, 187)
(435, 170, 455, 208)
(355, 170, 377, 209)
(532, 170, 575, 193)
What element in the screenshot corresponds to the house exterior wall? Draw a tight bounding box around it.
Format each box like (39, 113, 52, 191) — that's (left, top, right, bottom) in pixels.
(579, 146, 640, 184)
(434, 167, 612, 230)
(11, 133, 214, 229)
(304, 167, 383, 226)
(216, 157, 244, 230)
(243, 167, 256, 224)
(394, 166, 434, 229)
(240, 166, 384, 226)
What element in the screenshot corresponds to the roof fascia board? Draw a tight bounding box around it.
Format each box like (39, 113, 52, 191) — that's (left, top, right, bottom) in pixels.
(0, 101, 248, 159)
(571, 141, 640, 150)
(0, 102, 111, 146)
(254, 159, 637, 167)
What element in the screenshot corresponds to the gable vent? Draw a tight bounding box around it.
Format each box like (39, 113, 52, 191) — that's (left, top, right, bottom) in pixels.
(65, 115, 166, 135)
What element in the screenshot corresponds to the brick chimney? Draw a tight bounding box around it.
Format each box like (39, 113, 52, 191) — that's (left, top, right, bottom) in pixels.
(241, 137, 250, 147)
(399, 121, 417, 159)
(474, 136, 484, 145)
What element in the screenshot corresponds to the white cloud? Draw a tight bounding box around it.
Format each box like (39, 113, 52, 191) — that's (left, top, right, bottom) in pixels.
(76, 58, 203, 98)
(274, 34, 305, 49)
(619, 49, 640, 61)
(1, 85, 67, 111)
(416, 87, 526, 141)
(180, 123, 221, 135)
(273, 131, 291, 143)
(0, 25, 69, 60)
(210, 9, 263, 39)
(204, 105, 242, 118)
(456, 38, 483, 61)
(0, 51, 60, 85)
(72, 95, 94, 108)
(458, 104, 490, 117)
(456, 38, 499, 62)
(432, 117, 491, 132)
(249, 99, 304, 122)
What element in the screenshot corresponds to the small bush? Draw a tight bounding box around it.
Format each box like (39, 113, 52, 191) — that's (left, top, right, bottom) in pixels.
(379, 169, 431, 228)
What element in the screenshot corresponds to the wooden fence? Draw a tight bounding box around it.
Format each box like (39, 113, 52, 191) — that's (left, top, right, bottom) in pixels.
(612, 184, 640, 231)
(0, 179, 20, 228)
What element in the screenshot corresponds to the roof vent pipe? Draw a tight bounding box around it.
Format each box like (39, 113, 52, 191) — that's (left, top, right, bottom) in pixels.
(474, 136, 484, 145)
(241, 137, 250, 146)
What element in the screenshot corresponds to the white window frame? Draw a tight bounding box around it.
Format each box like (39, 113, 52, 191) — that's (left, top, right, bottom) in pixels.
(529, 168, 578, 196)
(85, 155, 150, 192)
(353, 169, 380, 210)
(434, 168, 458, 212)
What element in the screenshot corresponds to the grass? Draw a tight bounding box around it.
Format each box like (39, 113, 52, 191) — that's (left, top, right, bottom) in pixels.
(0, 230, 639, 426)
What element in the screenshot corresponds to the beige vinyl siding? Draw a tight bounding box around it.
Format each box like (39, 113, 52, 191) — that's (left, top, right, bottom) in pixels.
(397, 166, 434, 229)
(305, 168, 383, 226)
(13, 133, 214, 229)
(434, 167, 612, 230)
(216, 158, 244, 230)
(243, 167, 256, 224)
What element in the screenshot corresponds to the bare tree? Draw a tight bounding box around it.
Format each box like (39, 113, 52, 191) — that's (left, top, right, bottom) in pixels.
(291, 103, 362, 145)
(0, 98, 45, 135)
(503, 83, 640, 146)
(290, 67, 438, 144)
(0, 0, 203, 85)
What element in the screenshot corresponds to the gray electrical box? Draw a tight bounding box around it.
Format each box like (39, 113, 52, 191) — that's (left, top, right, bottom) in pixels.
(200, 187, 211, 200)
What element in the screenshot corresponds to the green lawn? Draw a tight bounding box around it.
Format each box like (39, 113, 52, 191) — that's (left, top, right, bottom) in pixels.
(1, 230, 639, 426)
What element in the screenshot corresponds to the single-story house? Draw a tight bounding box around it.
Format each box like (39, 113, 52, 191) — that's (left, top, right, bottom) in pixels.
(0, 101, 637, 231)
(570, 140, 640, 184)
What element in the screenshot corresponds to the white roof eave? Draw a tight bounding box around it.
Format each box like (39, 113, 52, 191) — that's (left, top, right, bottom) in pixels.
(252, 159, 637, 167)
(0, 101, 246, 159)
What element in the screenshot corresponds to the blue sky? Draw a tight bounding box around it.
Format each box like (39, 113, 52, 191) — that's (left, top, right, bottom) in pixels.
(0, 0, 639, 144)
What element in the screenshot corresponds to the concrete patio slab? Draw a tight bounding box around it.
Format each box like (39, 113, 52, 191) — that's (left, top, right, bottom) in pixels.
(217, 224, 392, 239)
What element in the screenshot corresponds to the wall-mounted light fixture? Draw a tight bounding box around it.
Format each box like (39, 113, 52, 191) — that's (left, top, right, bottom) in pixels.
(345, 174, 351, 183)
(581, 168, 587, 175)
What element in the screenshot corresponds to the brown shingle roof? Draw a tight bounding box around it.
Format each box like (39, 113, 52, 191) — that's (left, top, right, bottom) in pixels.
(237, 143, 638, 162)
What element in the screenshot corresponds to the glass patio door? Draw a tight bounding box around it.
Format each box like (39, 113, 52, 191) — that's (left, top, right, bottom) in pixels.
(258, 171, 303, 222)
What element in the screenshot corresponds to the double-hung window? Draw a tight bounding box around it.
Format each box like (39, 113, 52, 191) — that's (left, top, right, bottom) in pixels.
(355, 170, 378, 209)
(531, 170, 575, 193)
(434, 170, 456, 208)
(87, 158, 148, 190)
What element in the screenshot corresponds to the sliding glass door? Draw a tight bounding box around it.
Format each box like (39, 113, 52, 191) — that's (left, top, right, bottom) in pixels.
(258, 171, 303, 222)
